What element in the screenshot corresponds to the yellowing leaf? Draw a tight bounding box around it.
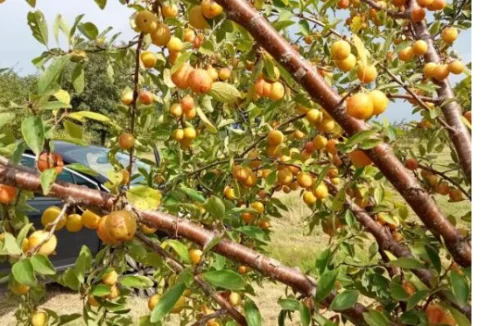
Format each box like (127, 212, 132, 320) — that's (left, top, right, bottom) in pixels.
(350, 16, 363, 34)
(127, 186, 162, 210)
(209, 82, 242, 103)
(196, 106, 217, 134)
(54, 89, 71, 105)
(352, 34, 368, 65)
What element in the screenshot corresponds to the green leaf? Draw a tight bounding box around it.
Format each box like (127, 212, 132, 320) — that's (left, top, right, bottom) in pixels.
(406, 290, 429, 311)
(59, 314, 82, 325)
(119, 275, 154, 289)
(67, 110, 120, 130)
(344, 130, 378, 148)
(179, 185, 206, 203)
(27, 10, 48, 46)
(447, 305, 470, 326)
(1, 233, 22, 256)
(315, 270, 338, 301)
(16, 223, 32, 248)
(196, 106, 218, 134)
(25, 0, 36, 8)
(390, 283, 409, 301)
(53, 14, 70, 45)
(363, 310, 390, 326)
(332, 188, 346, 212)
(391, 257, 425, 269)
(450, 271, 469, 306)
(65, 163, 98, 176)
(161, 240, 191, 264)
(40, 101, 72, 111)
(424, 245, 441, 274)
(330, 290, 359, 311)
(150, 283, 186, 322)
(78, 22, 99, 40)
(202, 270, 245, 290)
(91, 284, 112, 297)
(278, 298, 300, 311)
(244, 299, 262, 326)
(63, 120, 83, 139)
(21, 116, 44, 156)
(127, 186, 162, 210)
(94, 0, 107, 9)
(40, 169, 57, 195)
(30, 255, 56, 275)
(0, 112, 15, 129)
(299, 302, 311, 326)
(73, 245, 92, 283)
(205, 196, 226, 219)
(72, 64, 85, 94)
(38, 55, 70, 94)
(12, 259, 36, 286)
(209, 82, 242, 103)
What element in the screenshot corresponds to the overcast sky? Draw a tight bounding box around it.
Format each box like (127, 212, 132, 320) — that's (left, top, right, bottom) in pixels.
(0, 0, 471, 122)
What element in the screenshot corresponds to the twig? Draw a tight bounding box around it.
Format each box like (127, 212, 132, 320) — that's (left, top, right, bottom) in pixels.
(127, 33, 145, 189)
(418, 164, 471, 200)
(191, 309, 228, 326)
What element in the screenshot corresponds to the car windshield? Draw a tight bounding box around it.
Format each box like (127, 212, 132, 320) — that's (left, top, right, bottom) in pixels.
(63, 147, 151, 185)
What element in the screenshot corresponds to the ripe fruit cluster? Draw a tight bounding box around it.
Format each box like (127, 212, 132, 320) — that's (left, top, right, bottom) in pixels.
(171, 63, 215, 94)
(346, 90, 389, 120)
(398, 40, 428, 61)
(254, 77, 285, 101)
(423, 60, 464, 81)
(172, 126, 197, 149)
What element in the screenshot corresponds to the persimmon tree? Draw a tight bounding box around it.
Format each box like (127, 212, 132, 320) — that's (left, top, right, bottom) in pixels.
(0, 0, 471, 325)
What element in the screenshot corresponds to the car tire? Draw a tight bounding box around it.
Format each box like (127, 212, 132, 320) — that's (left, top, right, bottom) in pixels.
(124, 255, 158, 298)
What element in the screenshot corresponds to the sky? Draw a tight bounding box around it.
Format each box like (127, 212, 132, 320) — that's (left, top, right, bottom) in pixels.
(0, 0, 471, 122)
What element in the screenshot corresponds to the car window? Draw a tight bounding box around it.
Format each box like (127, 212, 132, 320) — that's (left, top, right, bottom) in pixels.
(64, 148, 150, 185)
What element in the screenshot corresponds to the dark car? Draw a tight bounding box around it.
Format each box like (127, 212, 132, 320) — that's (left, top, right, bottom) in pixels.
(9, 141, 158, 271)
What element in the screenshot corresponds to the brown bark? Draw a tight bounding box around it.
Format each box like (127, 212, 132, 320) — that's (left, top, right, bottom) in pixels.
(213, 0, 471, 267)
(0, 158, 367, 325)
(407, 0, 472, 183)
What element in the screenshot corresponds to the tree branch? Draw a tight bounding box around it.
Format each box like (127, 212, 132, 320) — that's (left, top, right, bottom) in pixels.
(214, 0, 471, 267)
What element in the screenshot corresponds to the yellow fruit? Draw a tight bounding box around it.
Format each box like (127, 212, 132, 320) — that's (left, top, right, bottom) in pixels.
(335, 53, 356, 72)
(171, 63, 193, 89)
(269, 82, 285, 101)
(135, 10, 158, 33)
(151, 23, 171, 46)
(413, 40, 428, 56)
(66, 214, 83, 232)
(170, 103, 183, 118)
(189, 249, 203, 265)
(102, 270, 118, 286)
(228, 292, 241, 306)
(105, 210, 137, 242)
(449, 60, 464, 75)
(218, 67, 231, 81)
(201, 0, 223, 19)
(297, 173, 313, 188)
(31, 311, 47, 326)
(346, 93, 374, 120)
(121, 90, 133, 105)
(107, 285, 120, 300)
(313, 135, 328, 150)
(28, 231, 57, 256)
(11, 282, 30, 295)
(369, 90, 389, 116)
(267, 130, 284, 146)
(148, 294, 161, 311)
(398, 46, 414, 62)
(189, 6, 210, 29)
(251, 202, 265, 214)
(303, 191, 317, 205)
(277, 168, 293, 185)
(317, 118, 336, 133)
(306, 109, 322, 124)
(41, 206, 67, 231)
(141, 51, 157, 68)
(183, 127, 197, 140)
(224, 186, 236, 200)
(206, 66, 219, 81)
(87, 295, 100, 307)
(81, 209, 101, 229)
(357, 64, 377, 83)
(434, 64, 450, 81)
(171, 296, 186, 313)
(173, 129, 185, 141)
(423, 62, 438, 77)
(313, 183, 329, 199)
(441, 27, 458, 44)
(331, 40, 351, 61)
(167, 36, 183, 53)
(161, 3, 178, 18)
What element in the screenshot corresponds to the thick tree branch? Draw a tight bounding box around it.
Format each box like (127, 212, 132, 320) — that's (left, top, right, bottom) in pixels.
(214, 0, 471, 267)
(407, 0, 472, 184)
(0, 157, 367, 325)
